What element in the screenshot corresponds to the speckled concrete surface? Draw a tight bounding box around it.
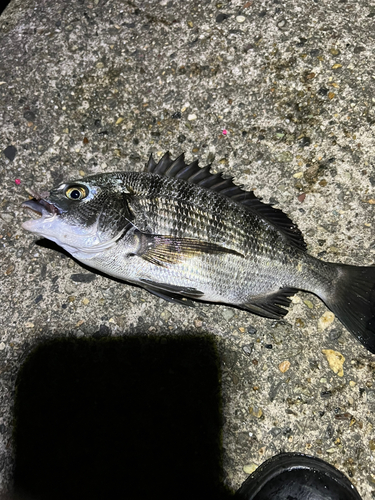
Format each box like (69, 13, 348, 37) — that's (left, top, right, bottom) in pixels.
(1, 0, 375, 496)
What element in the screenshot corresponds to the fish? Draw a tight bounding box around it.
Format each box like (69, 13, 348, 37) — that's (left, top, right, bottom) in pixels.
(22, 152, 375, 353)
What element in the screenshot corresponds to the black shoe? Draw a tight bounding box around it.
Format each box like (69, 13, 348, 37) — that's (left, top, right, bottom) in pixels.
(235, 452, 362, 500)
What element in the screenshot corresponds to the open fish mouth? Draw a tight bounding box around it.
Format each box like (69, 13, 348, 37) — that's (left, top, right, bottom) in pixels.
(22, 197, 61, 218)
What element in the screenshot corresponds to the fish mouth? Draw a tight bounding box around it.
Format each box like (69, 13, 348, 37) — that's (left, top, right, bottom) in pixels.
(22, 197, 61, 218)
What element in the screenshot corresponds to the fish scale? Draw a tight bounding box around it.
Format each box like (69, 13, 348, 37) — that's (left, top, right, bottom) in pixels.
(21, 152, 375, 354)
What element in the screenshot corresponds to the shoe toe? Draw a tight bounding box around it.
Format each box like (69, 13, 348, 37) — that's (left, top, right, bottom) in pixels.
(235, 453, 362, 500)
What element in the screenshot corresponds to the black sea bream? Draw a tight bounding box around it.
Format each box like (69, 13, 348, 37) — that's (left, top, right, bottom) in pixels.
(22, 153, 375, 353)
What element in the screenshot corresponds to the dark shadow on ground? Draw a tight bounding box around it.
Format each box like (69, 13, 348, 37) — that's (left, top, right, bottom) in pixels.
(12, 336, 235, 500)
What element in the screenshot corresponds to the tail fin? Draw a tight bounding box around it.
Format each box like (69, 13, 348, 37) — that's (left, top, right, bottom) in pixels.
(321, 264, 375, 354)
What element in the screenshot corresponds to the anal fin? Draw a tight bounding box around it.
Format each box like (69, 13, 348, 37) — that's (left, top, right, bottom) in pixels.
(240, 287, 298, 319)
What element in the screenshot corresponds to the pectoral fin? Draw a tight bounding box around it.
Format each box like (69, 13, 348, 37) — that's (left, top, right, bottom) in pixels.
(138, 234, 242, 267)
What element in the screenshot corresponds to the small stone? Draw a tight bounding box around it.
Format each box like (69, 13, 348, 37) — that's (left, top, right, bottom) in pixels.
(187, 113, 197, 121)
(96, 62, 105, 69)
(328, 329, 342, 341)
(115, 117, 124, 125)
(319, 311, 335, 330)
(270, 427, 281, 437)
(275, 151, 293, 163)
(25, 322, 34, 328)
(236, 15, 246, 23)
(322, 349, 345, 377)
(249, 407, 263, 418)
(3, 145, 17, 161)
(243, 463, 258, 474)
(82, 297, 90, 305)
(70, 273, 97, 283)
(279, 360, 291, 373)
(242, 344, 254, 356)
(0, 342, 5, 351)
(303, 299, 314, 309)
(194, 319, 203, 328)
(299, 136, 311, 147)
(328, 92, 335, 99)
(222, 308, 235, 321)
(23, 110, 35, 122)
(79, 170, 85, 177)
(187, 20, 193, 28)
(5, 265, 15, 275)
(216, 13, 229, 23)
(328, 246, 339, 253)
(330, 48, 340, 56)
(321, 390, 332, 398)
(161, 309, 172, 321)
(331, 63, 342, 70)
(349, 381, 356, 387)
(293, 171, 303, 179)
(34, 294, 43, 304)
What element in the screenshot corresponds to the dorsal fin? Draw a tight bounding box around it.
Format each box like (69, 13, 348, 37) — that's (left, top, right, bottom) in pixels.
(146, 152, 306, 251)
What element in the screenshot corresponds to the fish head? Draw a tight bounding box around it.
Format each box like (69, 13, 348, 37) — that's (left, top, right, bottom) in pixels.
(22, 175, 132, 257)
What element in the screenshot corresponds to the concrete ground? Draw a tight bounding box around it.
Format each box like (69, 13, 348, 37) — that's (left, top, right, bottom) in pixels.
(0, 0, 375, 497)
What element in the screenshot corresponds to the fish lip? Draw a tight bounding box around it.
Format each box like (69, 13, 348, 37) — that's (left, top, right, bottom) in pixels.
(22, 198, 61, 216)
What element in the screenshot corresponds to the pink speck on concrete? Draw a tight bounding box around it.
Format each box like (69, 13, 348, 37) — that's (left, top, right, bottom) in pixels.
(15, 179, 21, 185)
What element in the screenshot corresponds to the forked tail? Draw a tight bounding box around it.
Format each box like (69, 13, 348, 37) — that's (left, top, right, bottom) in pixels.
(320, 264, 375, 353)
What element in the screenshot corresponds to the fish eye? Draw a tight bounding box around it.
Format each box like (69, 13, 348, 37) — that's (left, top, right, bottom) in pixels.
(65, 186, 87, 201)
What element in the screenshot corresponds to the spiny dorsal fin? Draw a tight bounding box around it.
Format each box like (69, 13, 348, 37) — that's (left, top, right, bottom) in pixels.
(146, 152, 306, 251)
